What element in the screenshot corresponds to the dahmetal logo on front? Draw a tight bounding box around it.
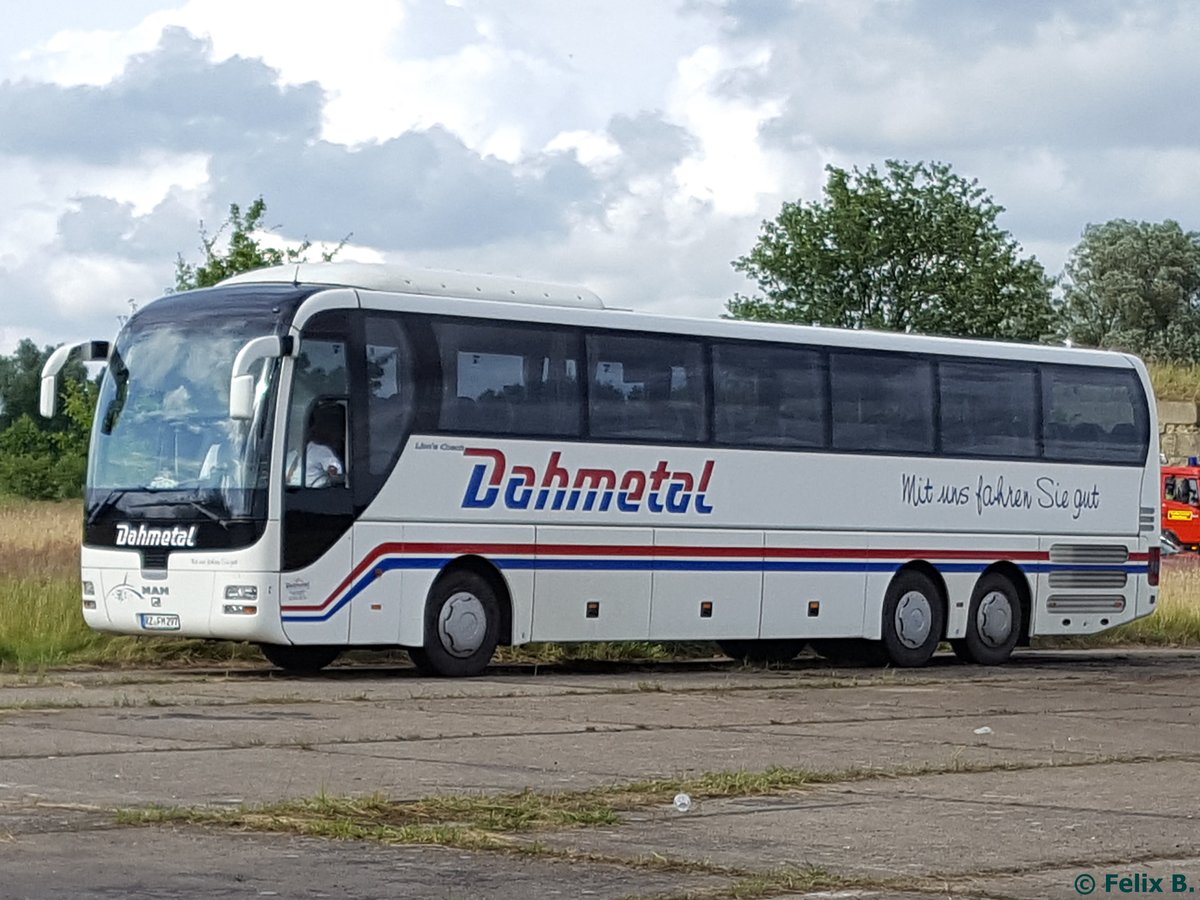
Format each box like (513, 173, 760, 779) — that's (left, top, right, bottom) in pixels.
(114, 523, 198, 548)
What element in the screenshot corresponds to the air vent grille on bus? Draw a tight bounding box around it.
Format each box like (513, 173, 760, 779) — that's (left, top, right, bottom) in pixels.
(1048, 544, 1129, 564)
(1140, 507, 1157, 532)
(1047, 571, 1128, 589)
(141, 548, 170, 570)
(1046, 594, 1127, 613)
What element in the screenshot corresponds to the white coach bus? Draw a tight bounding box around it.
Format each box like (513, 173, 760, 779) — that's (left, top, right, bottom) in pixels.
(41, 263, 1161, 676)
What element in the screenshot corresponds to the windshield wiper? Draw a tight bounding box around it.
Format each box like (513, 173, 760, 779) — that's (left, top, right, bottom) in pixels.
(85, 488, 132, 527)
(184, 499, 231, 531)
(121, 495, 233, 531)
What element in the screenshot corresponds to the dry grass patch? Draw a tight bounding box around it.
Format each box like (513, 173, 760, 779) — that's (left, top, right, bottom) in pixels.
(1149, 362, 1200, 402)
(0, 497, 257, 668)
(116, 753, 1144, 842)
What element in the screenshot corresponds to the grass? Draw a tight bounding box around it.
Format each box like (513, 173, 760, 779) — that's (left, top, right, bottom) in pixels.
(0, 498, 99, 665)
(111, 753, 1153, 870)
(1149, 361, 1200, 402)
(0, 497, 258, 669)
(5, 494, 1200, 668)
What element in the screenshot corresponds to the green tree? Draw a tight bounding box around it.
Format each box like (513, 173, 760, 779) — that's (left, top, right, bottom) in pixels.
(174, 197, 346, 291)
(727, 160, 1056, 341)
(0, 339, 88, 432)
(1059, 219, 1200, 360)
(0, 344, 96, 499)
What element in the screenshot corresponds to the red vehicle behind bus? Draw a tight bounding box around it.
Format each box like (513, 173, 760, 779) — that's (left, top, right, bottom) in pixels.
(1163, 463, 1200, 551)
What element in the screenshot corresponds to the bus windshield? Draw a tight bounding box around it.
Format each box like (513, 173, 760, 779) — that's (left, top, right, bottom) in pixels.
(88, 310, 280, 520)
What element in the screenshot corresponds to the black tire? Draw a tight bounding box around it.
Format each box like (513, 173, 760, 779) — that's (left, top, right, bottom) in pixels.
(880, 570, 945, 668)
(956, 572, 1022, 665)
(949, 639, 973, 663)
(718, 639, 806, 664)
(809, 638, 888, 667)
(416, 569, 500, 677)
(407, 646, 437, 676)
(259, 643, 342, 674)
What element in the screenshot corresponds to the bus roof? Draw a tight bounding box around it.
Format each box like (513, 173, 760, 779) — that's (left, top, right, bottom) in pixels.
(217, 261, 1141, 371)
(219, 262, 605, 310)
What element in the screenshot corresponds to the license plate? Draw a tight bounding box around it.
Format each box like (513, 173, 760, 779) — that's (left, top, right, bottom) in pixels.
(139, 613, 181, 631)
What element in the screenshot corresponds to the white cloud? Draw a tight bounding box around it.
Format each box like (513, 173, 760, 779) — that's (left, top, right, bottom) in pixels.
(3, 0, 1200, 360)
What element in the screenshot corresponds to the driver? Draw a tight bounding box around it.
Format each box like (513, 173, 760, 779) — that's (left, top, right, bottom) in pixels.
(299, 404, 345, 488)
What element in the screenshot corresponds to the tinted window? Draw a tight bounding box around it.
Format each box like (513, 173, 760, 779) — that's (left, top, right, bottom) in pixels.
(587, 333, 706, 442)
(1042, 366, 1149, 464)
(713, 343, 827, 448)
(286, 337, 350, 488)
(831, 353, 934, 452)
(433, 321, 581, 436)
(939, 361, 1037, 458)
(365, 315, 415, 475)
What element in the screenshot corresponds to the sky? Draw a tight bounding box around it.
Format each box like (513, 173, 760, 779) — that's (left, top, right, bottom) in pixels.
(2, 0, 1199, 354)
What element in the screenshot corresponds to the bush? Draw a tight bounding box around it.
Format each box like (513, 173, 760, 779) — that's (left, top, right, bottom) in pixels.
(0, 416, 87, 500)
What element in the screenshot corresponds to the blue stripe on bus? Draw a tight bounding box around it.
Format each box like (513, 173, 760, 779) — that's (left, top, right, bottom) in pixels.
(281, 557, 1149, 623)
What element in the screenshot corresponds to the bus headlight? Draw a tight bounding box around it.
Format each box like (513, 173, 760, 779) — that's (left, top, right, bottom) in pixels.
(82, 580, 95, 596)
(224, 585, 259, 601)
(222, 604, 258, 616)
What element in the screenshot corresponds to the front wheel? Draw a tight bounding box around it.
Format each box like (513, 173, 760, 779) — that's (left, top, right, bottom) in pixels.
(718, 639, 806, 664)
(951, 573, 1022, 666)
(413, 570, 500, 677)
(259, 643, 342, 674)
(880, 570, 944, 668)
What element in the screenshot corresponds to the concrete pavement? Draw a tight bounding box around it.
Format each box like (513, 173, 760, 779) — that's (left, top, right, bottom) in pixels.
(2, 649, 1199, 898)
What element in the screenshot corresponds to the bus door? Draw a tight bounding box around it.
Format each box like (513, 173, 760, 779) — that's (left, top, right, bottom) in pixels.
(346, 313, 420, 646)
(280, 311, 356, 644)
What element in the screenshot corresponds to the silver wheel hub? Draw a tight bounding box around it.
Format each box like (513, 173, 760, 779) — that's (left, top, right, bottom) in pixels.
(438, 591, 487, 658)
(894, 590, 933, 649)
(976, 590, 1013, 647)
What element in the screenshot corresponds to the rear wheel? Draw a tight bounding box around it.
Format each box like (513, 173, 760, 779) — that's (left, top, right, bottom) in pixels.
(259, 643, 342, 674)
(718, 639, 806, 664)
(413, 570, 500, 677)
(880, 570, 944, 668)
(952, 573, 1022, 666)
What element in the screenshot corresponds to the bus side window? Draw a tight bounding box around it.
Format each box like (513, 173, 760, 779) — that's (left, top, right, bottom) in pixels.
(285, 337, 350, 488)
(1041, 366, 1149, 464)
(432, 320, 581, 437)
(712, 342, 826, 449)
(586, 333, 706, 442)
(365, 315, 415, 476)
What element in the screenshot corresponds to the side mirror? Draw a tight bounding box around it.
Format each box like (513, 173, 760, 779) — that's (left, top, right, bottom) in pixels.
(39, 340, 110, 418)
(229, 335, 295, 420)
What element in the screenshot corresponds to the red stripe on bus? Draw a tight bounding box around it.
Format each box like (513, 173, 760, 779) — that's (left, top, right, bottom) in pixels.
(280, 541, 1059, 612)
